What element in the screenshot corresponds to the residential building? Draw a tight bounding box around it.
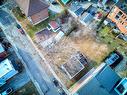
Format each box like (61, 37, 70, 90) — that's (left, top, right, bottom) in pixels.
(0, 59, 18, 87)
(35, 28, 55, 43)
(15, 0, 49, 25)
(74, 66, 121, 95)
(107, 1, 127, 34)
(47, 21, 60, 32)
(81, 13, 94, 26)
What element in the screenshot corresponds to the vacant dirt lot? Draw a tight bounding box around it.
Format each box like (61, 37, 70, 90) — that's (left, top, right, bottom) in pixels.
(37, 22, 109, 88)
(70, 25, 109, 64)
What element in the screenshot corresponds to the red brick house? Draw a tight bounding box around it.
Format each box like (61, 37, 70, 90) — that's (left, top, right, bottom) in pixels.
(15, 0, 49, 25)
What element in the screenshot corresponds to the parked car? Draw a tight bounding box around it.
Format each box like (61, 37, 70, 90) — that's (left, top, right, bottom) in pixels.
(16, 24, 25, 34)
(0, 87, 13, 95)
(52, 78, 59, 87)
(105, 51, 123, 68)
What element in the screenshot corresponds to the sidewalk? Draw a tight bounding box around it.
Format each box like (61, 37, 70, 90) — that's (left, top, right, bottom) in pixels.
(0, 8, 60, 95)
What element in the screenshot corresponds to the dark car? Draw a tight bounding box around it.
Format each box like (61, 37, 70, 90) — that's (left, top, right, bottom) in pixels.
(16, 24, 25, 34)
(52, 78, 59, 87)
(105, 51, 123, 68)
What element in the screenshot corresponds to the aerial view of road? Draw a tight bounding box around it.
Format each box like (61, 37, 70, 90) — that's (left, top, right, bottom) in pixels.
(0, 8, 60, 95)
(0, 0, 127, 95)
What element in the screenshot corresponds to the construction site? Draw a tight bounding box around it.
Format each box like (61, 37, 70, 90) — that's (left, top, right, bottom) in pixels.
(34, 11, 110, 89)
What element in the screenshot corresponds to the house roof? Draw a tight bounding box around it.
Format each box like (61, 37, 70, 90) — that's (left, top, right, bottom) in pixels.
(49, 21, 59, 30)
(75, 66, 121, 95)
(116, 0, 127, 14)
(0, 59, 15, 78)
(0, 59, 18, 86)
(75, 7, 84, 16)
(62, 56, 85, 79)
(95, 66, 121, 92)
(82, 13, 94, 24)
(61, 52, 88, 79)
(15, 0, 49, 16)
(35, 28, 54, 42)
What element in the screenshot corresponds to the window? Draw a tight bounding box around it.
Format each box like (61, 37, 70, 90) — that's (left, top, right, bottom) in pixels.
(118, 11, 123, 16)
(119, 20, 122, 23)
(123, 16, 126, 19)
(115, 15, 119, 20)
(122, 22, 124, 25)
(125, 26, 127, 29)
(122, 15, 126, 19)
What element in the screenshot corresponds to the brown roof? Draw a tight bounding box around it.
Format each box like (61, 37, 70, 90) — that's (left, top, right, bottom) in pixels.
(15, 0, 49, 16)
(35, 28, 55, 42)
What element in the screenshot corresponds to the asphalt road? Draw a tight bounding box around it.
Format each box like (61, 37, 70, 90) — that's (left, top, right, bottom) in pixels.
(0, 8, 59, 95)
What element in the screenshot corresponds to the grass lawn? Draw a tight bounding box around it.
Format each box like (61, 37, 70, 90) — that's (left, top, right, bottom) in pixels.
(12, 7, 26, 21)
(119, 69, 127, 77)
(26, 11, 58, 39)
(12, 81, 39, 95)
(98, 26, 127, 77)
(12, 7, 65, 39)
(98, 25, 127, 55)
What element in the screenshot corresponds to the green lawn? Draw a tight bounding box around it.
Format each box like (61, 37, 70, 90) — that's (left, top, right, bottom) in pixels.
(12, 7, 62, 39)
(26, 11, 59, 39)
(26, 19, 49, 39)
(119, 69, 127, 77)
(98, 26, 127, 54)
(12, 81, 39, 95)
(12, 7, 26, 21)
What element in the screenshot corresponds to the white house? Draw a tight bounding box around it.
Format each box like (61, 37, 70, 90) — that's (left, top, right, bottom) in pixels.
(0, 59, 18, 87)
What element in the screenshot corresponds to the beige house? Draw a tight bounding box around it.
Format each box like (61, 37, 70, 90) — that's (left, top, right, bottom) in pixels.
(15, 0, 49, 25)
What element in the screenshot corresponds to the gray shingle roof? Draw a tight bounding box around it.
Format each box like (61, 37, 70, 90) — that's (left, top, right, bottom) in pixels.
(15, 0, 49, 16)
